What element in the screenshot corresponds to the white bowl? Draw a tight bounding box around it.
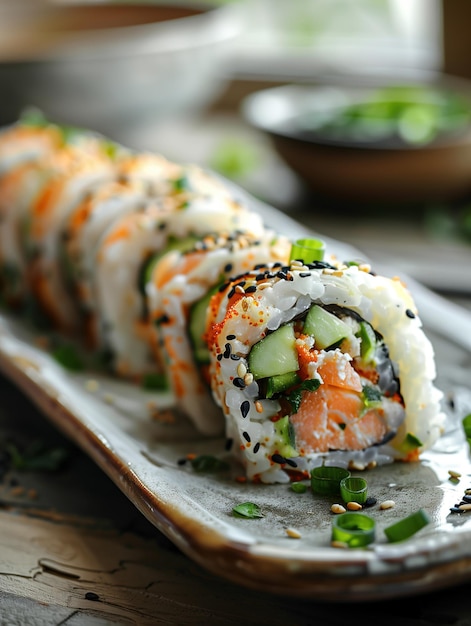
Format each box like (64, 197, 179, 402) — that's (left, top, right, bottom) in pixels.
(0, 2, 241, 136)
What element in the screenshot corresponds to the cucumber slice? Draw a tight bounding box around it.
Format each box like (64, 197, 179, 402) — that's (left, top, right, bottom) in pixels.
(138, 235, 199, 296)
(356, 321, 377, 363)
(266, 371, 301, 398)
(303, 305, 351, 349)
(189, 283, 221, 364)
(274, 416, 298, 458)
(248, 324, 299, 380)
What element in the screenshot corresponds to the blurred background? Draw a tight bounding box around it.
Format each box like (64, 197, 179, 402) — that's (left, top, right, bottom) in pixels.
(1, 0, 470, 293)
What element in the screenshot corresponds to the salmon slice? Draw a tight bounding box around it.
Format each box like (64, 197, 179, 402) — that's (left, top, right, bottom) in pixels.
(290, 384, 388, 453)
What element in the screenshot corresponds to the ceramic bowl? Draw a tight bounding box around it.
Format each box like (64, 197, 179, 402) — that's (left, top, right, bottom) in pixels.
(242, 75, 471, 206)
(0, 1, 240, 137)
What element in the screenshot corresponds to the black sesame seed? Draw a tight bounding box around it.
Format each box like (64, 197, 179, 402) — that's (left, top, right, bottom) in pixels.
(155, 314, 170, 325)
(271, 453, 286, 464)
(255, 273, 267, 281)
(217, 353, 223, 361)
(405, 308, 416, 319)
(224, 263, 233, 273)
(363, 496, 378, 508)
(285, 458, 297, 468)
(227, 287, 236, 299)
(233, 377, 246, 388)
(240, 400, 250, 418)
(254, 263, 266, 270)
(450, 506, 461, 513)
(253, 442, 260, 453)
(299, 272, 311, 278)
(177, 458, 187, 466)
(462, 495, 471, 503)
(276, 271, 287, 280)
(242, 431, 251, 443)
(273, 262, 283, 268)
(223, 343, 231, 358)
(85, 592, 100, 602)
(219, 282, 229, 292)
(226, 334, 236, 340)
(225, 438, 234, 451)
(230, 354, 241, 360)
(236, 281, 246, 288)
(245, 285, 257, 293)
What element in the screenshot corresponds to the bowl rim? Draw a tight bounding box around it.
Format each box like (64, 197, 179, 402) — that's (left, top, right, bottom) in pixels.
(242, 72, 471, 152)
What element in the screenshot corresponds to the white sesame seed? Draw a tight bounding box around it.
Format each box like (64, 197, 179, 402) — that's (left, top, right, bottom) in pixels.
(257, 282, 271, 290)
(331, 504, 346, 514)
(448, 470, 462, 479)
(285, 528, 302, 539)
(237, 362, 247, 378)
(103, 393, 115, 405)
(84, 379, 99, 392)
(347, 501, 362, 511)
(244, 372, 254, 386)
(331, 540, 349, 549)
(380, 500, 395, 510)
(235, 285, 245, 294)
(255, 401, 263, 413)
(459, 503, 471, 511)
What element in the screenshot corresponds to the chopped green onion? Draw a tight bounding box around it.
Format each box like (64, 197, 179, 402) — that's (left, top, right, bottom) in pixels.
(463, 414, 471, 451)
(232, 502, 264, 519)
(399, 432, 424, 454)
(384, 509, 430, 543)
(51, 344, 84, 371)
(290, 238, 325, 264)
(340, 476, 368, 504)
(331, 512, 376, 548)
(311, 466, 350, 495)
(291, 481, 307, 494)
(191, 455, 230, 473)
(141, 372, 168, 391)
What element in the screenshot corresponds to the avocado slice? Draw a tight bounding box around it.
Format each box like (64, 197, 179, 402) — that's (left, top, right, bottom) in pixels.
(303, 305, 351, 349)
(248, 324, 299, 380)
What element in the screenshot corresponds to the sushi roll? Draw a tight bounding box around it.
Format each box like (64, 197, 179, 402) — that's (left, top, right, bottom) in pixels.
(26, 145, 120, 333)
(147, 229, 292, 435)
(206, 250, 446, 483)
(92, 192, 266, 380)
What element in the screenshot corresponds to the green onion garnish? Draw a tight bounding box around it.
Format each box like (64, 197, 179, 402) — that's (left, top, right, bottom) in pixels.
(384, 508, 430, 543)
(340, 476, 368, 504)
(463, 414, 471, 451)
(232, 502, 264, 519)
(332, 512, 376, 548)
(311, 466, 350, 495)
(191, 455, 230, 473)
(291, 481, 307, 494)
(290, 238, 325, 264)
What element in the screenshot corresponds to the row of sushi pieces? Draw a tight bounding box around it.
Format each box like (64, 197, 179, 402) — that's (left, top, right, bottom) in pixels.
(0, 113, 446, 483)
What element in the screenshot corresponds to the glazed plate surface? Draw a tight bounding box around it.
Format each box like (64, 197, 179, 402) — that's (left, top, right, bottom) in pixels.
(0, 200, 470, 601)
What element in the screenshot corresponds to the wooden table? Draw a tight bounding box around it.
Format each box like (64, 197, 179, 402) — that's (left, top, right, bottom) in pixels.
(1, 112, 471, 625)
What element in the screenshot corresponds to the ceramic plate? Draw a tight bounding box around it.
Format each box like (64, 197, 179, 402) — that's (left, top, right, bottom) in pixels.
(1, 199, 471, 602)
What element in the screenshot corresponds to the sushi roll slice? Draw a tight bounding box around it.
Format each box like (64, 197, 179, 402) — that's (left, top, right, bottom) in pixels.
(22, 137, 121, 333)
(147, 230, 292, 435)
(206, 252, 446, 483)
(92, 192, 266, 381)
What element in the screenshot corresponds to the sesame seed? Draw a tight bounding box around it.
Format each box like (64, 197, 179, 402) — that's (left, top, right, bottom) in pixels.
(217, 353, 223, 361)
(285, 458, 298, 468)
(84, 379, 99, 392)
(225, 438, 234, 451)
(245, 285, 257, 293)
(233, 377, 246, 388)
(459, 503, 471, 511)
(347, 502, 362, 511)
(271, 453, 286, 464)
(85, 592, 100, 602)
(244, 372, 254, 386)
(237, 362, 247, 378)
(177, 458, 187, 466)
(242, 431, 251, 443)
(224, 263, 233, 273)
(363, 496, 377, 508)
(331, 504, 346, 514)
(257, 282, 271, 290)
(240, 401, 250, 418)
(285, 528, 302, 539)
(380, 500, 395, 510)
(331, 540, 349, 549)
(405, 308, 416, 319)
(253, 442, 260, 453)
(290, 260, 303, 267)
(235, 285, 245, 294)
(448, 470, 462, 479)
(230, 354, 241, 360)
(276, 271, 287, 280)
(299, 272, 311, 278)
(223, 343, 231, 358)
(226, 334, 236, 340)
(255, 401, 263, 413)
